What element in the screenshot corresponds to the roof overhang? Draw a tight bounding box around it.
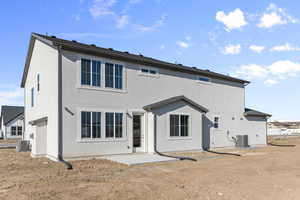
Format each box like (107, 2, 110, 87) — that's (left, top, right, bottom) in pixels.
(20, 34, 55, 88)
(143, 95, 209, 113)
(29, 117, 48, 126)
(244, 108, 272, 118)
(20, 33, 250, 88)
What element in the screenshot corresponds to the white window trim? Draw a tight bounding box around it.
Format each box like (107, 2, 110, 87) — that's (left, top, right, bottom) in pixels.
(81, 111, 102, 140)
(167, 113, 192, 140)
(139, 66, 159, 78)
(76, 107, 127, 143)
(196, 75, 211, 85)
(76, 54, 127, 93)
(80, 58, 102, 87)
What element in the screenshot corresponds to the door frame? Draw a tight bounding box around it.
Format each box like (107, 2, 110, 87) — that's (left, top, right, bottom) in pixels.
(132, 111, 146, 153)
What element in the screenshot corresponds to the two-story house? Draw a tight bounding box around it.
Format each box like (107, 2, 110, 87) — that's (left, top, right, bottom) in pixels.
(21, 33, 271, 161)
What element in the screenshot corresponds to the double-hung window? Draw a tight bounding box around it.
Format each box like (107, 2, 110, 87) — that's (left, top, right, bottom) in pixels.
(81, 59, 101, 87)
(81, 111, 101, 139)
(11, 126, 17, 136)
(17, 127, 22, 136)
(170, 114, 189, 137)
(105, 112, 123, 138)
(105, 63, 123, 89)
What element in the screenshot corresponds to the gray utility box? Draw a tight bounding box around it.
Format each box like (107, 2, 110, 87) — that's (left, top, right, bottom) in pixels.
(16, 140, 30, 152)
(236, 135, 249, 148)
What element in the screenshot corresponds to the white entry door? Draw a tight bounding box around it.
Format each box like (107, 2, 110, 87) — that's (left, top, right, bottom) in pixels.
(133, 114, 144, 152)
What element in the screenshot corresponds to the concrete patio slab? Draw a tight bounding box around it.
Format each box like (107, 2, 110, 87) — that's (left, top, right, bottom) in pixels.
(0, 143, 17, 149)
(102, 153, 178, 165)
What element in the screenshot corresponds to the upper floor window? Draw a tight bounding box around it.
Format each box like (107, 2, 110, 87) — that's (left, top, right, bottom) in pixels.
(197, 76, 211, 83)
(214, 117, 220, 128)
(140, 67, 158, 76)
(105, 63, 123, 89)
(170, 114, 189, 137)
(81, 59, 101, 87)
(37, 74, 40, 92)
(31, 87, 34, 107)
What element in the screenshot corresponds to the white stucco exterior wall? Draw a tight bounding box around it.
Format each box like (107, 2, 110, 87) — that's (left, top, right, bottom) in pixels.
(59, 50, 252, 158)
(24, 39, 59, 159)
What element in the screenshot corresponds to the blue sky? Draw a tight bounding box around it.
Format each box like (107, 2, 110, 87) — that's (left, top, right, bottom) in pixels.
(0, 0, 299, 121)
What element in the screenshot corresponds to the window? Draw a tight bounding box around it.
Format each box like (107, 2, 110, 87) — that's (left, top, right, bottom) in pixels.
(170, 114, 189, 137)
(37, 74, 40, 92)
(115, 113, 123, 138)
(105, 112, 123, 138)
(92, 61, 101, 87)
(140, 67, 158, 75)
(11, 126, 16, 136)
(31, 87, 34, 107)
(115, 64, 123, 89)
(214, 117, 219, 128)
(81, 111, 101, 139)
(81, 59, 91, 85)
(105, 63, 123, 89)
(81, 59, 101, 87)
(17, 127, 22, 136)
(197, 76, 211, 83)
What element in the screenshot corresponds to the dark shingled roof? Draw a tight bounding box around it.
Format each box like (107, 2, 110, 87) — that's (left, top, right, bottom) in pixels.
(1, 106, 24, 126)
(21, 33, 250, 87)
(143, 95, 209, 113)
(244, 108, 271, 117)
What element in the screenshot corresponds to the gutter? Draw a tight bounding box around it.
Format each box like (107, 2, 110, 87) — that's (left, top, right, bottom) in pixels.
(57, 45, 72, 170)
(153, 114, 196, 162)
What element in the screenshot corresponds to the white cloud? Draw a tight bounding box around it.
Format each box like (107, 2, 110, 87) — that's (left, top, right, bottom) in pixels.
(0, 87, 23, 107)
(268, 60, 300, 79)
(270, 43, 300, 52)
(249, 45, 265, 53)
(137, 14, 167, 32)
(176, 41, 189, 48)
(160, 44, 165, 50)
(216, 8, 247, 31)
(222, 44, 241, 55)
(231, 60, 300, 85)
(257, 3, 298, 28)
(89, 0, 117, 17)
(116, 15, 129, 29)
(233, 64, 268, 79)
(264, 79, 278, 85)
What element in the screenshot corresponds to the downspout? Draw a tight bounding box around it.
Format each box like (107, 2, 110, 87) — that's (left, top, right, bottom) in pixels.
(153, 114, 196, 161)
(57, 46, 73, 170)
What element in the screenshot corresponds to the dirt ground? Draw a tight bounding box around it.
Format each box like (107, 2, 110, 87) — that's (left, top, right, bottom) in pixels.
(1, 137, 300, 200)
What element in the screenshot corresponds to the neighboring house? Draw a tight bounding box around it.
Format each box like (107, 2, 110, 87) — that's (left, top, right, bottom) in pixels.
(268, 121, 300, 135)
(21, 33, 271, 161)
(0, 106, 24, 139)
